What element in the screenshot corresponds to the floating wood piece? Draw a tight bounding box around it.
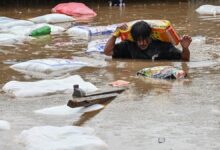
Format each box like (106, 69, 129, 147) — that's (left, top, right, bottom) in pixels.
(69, 85, 127, 108)
(84, 87, 126, 97)
(72, 85, 126, 98)
(67, 93, 119, 108)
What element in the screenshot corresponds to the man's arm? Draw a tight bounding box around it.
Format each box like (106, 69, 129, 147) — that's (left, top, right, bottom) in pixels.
(104, 23, 128, 56)
(180, 35, 192, 61)
(104, 35, 117, 56)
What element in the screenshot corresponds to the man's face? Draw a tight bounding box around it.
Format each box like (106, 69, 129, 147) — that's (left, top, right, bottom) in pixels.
(136, 38, 151, 50)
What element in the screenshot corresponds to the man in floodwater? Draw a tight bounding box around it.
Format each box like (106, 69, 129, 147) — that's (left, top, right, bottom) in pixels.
(109, 0, 125, 7)
(104, 21, 192, 61)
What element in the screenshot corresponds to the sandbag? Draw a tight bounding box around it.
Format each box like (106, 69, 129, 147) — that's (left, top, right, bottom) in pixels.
(67, 24, 117, 40)
(0, 17, 17, 24)
(87, 38, 121, 53)
(10, 57, 107, 78)
(0, 33, 32, 46)
(9, 23, 65, 36)
(137, 66, 186, 79)
(52, 2, 97, 18)
(196, 5, 220, 15)
(29, 14, 75, 24)
(0, 20, 34, 30)
(2, 75, 98, 98)
(18, 126, 108, 150)
(10, 58, 90, 77)
(118, 20, 180, 45)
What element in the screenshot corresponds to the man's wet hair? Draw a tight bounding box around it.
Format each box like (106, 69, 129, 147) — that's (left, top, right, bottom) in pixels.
(130, 21, 152, 41)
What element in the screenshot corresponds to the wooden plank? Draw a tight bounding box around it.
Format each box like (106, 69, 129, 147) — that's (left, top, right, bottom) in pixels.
(72, 86, 126, 98)
(67, 93, 119, 108)
(84, 87, 126, 97)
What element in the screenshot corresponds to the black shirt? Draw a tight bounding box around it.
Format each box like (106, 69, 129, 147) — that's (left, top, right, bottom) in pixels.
(112, 40, 182, 60)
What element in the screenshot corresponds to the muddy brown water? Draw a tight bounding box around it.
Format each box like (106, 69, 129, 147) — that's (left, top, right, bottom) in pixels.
(0, 1, 220, 150)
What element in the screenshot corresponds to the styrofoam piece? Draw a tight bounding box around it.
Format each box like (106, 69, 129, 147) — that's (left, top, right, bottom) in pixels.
(29, 14, 75, 24)
(18, 126, 108, 150)
(2, 75, 98, 98)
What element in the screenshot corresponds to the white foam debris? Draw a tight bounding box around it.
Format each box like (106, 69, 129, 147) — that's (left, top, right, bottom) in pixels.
(18, 126, 108, 150)
(34, 105, 81, 115)
(80, 104, 104, 113)
(2, 75, 98, 98)
(34, 104, 104, 115)
(0, 120, 11, 130)
(191, 36, 206, 44)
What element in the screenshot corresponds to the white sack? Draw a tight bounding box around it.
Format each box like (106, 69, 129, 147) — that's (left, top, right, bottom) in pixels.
(67, 24, 117, 40)
(87, 38, 121, 53)
(0, 17, 17, 24)
(0, 20, 34, 30)
(10, 57, 107, 78)
(2, 75, 98, 98)
(9, 23, 65, 36)
(196, 5, 220, 15)
(18, 126, 108, 150)
(0, 120, 10, 130)
(0, 33, 32, 46)
(29, 14, 75, 24)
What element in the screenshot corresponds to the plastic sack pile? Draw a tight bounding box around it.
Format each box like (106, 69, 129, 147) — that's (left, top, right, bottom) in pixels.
(137, 66, 187, 79)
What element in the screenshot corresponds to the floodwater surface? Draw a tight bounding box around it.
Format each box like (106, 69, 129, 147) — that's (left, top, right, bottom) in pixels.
(0, 1, 220, 150)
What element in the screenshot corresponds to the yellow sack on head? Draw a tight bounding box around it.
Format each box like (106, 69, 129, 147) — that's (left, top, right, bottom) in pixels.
(118, 20, 180, 45)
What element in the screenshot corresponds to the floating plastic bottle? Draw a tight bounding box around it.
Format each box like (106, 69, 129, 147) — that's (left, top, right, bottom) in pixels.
(30, 26, 51, 36)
